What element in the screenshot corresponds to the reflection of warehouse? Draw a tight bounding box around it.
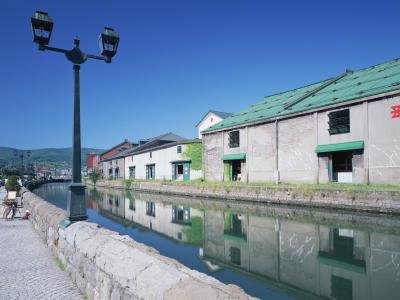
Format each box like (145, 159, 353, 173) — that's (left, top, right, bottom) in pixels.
(203, 211, 400, 300)
(97, 189, 203, 244)
(202, 58, 400, 184)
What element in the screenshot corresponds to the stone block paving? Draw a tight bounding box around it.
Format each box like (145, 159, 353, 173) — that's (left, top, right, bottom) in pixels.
(0, 188, 82, 299)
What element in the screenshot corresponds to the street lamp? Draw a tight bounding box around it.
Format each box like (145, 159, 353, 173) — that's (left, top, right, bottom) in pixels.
(13, 150, 30, 179)
(31, 11, 119, 222)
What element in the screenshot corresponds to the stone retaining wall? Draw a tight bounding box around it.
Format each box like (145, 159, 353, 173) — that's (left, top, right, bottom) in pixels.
(22, 189, 254, 299)
(88, 180, 400, 214)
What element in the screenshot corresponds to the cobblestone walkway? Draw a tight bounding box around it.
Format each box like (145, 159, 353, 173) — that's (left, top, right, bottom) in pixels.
(0, 188, 82, 299)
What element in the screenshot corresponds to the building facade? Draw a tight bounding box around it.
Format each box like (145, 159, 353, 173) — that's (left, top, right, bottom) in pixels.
(86, 152, 99, 174)
(202, 58, 400, 185)
(124, 140, 202, 181)
(98, 139, 134, 179)
(196, 110, 232, 139)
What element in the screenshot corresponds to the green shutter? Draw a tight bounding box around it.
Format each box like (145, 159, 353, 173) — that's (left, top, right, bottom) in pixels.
(315, 141, 364, 154)
(183, 163, 190, 181)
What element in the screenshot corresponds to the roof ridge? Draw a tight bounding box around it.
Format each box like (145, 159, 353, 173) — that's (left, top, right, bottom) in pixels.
(257, 57, 400, 104)
(283, 70, 353, 110)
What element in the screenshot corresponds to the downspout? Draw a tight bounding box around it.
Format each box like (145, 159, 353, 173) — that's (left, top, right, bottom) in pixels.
(275, 119, 280, 184)
(246, 127, 249, 183)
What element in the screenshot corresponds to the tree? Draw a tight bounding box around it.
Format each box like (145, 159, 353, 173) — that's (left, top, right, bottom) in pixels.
(88, 169, 101, 186)
(5, 175, 21, 193)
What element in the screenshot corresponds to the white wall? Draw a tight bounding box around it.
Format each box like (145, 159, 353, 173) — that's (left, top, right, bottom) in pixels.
(124, 144, 203, 180)
(197, 113, 224, 139)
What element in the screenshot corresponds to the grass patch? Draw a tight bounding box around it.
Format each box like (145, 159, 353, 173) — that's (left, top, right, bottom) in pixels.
(148, 179, 400, 191)
(55, 257, 65, 271)
(96, 178, 400, 191)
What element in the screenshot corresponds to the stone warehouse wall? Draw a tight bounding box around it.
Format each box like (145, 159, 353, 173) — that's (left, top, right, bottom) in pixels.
(22, 189, 254, 300)
(89, 180, 400, 214)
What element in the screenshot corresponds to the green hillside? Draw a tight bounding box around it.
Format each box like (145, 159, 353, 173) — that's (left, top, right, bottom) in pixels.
(0, 147, 104, 169)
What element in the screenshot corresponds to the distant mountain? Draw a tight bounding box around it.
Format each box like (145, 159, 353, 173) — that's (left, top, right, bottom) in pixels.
(0, 147, 104, 169)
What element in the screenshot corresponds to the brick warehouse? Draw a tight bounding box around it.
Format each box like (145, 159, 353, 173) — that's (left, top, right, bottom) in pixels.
(202, 58, 400, 185)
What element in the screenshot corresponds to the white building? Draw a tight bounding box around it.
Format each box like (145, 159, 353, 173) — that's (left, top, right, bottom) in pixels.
(124, 139, 203, 181)
(196, 110, 232, 139)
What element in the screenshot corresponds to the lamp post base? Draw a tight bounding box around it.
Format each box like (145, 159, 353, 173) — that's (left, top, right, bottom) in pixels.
(67, 183, 87, 222)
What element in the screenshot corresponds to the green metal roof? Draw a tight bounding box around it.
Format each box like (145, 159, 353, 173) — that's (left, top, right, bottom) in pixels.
(222, 153, 246, 160)
(315, 140, 364, 153)
(204, 58, 400, 133)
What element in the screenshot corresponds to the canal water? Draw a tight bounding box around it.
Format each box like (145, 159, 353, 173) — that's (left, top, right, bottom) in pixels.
(34, 182, 400, 300)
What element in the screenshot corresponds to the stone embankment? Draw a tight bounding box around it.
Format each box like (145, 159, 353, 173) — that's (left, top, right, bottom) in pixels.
(22, 188, 254, 300)
(88, 180, 400, 214)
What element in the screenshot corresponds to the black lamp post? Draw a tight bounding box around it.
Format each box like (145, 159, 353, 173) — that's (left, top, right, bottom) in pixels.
(13, 150, 30, 179)
(31, 11, 119, 222)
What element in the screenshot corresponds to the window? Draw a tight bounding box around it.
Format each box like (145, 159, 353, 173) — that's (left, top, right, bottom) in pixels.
(224, 213, 246, 239)
(228, 131, 240, 148)
(230, 247, 241, 265)
(109, 161, 112, 165)
(177, 145, 182, 153)
(129, 166, 135, 179)
(149, 152, 152, 158)
(114, 167, 119, 178)
(331, 275, 352, 300)
(172, 206, 190, 224)
(129, 199, 135, 211)
(328, 109, 350, 135)
(146, 201, 156, 216)
(146, 164, 155, 179)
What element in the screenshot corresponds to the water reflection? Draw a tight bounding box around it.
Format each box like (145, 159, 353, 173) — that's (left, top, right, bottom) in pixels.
(35, 183, 400, 300)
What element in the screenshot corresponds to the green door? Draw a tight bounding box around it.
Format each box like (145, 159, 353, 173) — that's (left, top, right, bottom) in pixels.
(224, 161, 232, 181)
(183, 163, 190, 181)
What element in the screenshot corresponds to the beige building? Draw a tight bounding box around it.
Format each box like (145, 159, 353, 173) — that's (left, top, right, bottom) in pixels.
(202, 58, 400, 184)
(196, 110, 232, 139)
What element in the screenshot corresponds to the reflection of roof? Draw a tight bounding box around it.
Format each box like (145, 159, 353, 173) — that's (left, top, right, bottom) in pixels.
(196, 110, 233, 127)
(204, 57, 400, 133)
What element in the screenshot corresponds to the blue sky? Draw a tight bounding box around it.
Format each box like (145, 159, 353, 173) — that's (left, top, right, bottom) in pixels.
(3, 0, 400, 149)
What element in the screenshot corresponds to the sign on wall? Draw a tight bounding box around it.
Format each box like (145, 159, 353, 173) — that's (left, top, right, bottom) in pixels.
(391, 105, 400, 118)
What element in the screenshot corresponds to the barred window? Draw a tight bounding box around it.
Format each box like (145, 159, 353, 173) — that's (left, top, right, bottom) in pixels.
(229, 131, 240, 148)
(328, 109, 350, 135)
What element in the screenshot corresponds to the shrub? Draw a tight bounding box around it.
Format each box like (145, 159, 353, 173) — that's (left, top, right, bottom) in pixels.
(5, 175, 21, 193)
(88, 169, 101, 186)
(123, 179, 133, 189)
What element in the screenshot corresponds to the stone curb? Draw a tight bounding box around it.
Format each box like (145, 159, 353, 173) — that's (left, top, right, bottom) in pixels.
(22, 188, 256, 300)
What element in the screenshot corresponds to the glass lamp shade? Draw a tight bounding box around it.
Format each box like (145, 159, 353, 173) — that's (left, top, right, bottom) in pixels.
(31, 11, 53, 46)
(99, 27, 119, 58)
